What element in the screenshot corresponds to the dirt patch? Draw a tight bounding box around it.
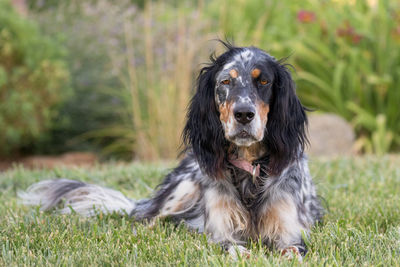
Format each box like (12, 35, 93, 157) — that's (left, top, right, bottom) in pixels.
(0, 152, 98, 171)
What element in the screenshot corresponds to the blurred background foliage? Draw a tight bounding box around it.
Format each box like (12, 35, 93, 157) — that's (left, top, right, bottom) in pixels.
(0, 0, 69, 156)
(0, 0, 399, 160)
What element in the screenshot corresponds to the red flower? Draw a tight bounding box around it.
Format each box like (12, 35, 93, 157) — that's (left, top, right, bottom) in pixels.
(392, 26, 400, 42)
(352, 34, 363, 44)
(297, 10, 316, 23)
(336, 22, 363, 44)
(337, 25, 354, 37)
(395, 26, 400, 36)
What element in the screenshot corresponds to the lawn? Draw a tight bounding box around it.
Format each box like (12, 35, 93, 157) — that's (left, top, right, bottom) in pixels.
(1, 156, 400, 266)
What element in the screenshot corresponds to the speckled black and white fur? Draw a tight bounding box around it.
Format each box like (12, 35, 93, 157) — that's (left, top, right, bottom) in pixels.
(19, 43, 323, 260)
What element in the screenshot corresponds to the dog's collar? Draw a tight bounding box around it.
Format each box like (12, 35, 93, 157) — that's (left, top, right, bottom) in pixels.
(229, 158, 261, 182)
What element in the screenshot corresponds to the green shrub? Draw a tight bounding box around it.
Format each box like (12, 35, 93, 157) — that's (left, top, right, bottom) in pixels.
(28, 0, 130, 156)
(0, 0, 69, 156)
(29, 0, 212, 160)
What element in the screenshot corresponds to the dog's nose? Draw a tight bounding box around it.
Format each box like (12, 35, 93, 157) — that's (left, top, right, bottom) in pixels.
(234, 105, 255, 125)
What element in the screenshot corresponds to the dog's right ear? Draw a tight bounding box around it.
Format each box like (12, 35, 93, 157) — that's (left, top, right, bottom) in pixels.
(182, 64, 227, 179)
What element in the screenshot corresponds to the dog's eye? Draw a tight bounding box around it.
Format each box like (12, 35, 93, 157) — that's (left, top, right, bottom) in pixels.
(260, 79, 269, 85)
(221, 79, 230, 85)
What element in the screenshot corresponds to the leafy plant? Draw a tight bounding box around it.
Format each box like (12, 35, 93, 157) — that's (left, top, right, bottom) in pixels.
(214, 0, 400, 154)
(290, 0, 400, 153)
(29, 0, 135, 156)
(0, 0, 69, 156)
(31, 0, 213, 160)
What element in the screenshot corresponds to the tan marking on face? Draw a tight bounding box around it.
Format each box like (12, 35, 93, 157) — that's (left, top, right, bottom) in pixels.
(251, 68, 261, 78)
(229, 69, 238, 78)
(219, 100, 234, 124)
(255, 101, 270, 139)
(258, 101, 270, 121)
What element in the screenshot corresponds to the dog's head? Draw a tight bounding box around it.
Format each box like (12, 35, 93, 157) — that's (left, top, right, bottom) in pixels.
(215, 48, 273, 146)
(183, 43, 307, 178)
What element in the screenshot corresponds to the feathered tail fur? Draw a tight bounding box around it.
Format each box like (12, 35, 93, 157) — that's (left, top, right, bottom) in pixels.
(18, 179, 137, 216)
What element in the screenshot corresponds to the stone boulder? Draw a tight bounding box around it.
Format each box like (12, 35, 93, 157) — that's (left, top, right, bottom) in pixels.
(306, 113, 355, 156)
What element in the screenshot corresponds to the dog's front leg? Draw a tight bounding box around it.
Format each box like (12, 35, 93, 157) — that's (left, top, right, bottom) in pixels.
(257, 195, 307, 260)
(203, 185, 251, 258)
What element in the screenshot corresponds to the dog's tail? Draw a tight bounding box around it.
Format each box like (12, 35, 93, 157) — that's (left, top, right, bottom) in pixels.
(18, 179, 137, 216)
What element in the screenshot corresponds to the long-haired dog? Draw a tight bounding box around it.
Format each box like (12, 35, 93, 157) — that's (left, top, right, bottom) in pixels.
(19, 43, 323, 260)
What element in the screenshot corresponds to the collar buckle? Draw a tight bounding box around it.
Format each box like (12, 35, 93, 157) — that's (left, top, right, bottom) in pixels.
(229, 158, 261, 183)
(252, 164, 258, 183)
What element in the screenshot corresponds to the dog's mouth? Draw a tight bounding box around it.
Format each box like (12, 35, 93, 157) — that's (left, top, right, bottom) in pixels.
(229, 130, 259, 147)
(236, 130, 252, 139)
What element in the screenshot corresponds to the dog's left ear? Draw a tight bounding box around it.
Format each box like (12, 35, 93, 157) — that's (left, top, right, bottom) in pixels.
(265, 62, 308, 176)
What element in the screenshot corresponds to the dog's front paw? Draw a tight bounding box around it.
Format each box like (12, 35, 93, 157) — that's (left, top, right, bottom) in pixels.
(228, 245, 251, 260)
(281, 246, 303, 262)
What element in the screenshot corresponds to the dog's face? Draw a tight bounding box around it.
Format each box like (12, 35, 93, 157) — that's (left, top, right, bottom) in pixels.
(215, 48, 274, 147)
(183, 44, 307, 178)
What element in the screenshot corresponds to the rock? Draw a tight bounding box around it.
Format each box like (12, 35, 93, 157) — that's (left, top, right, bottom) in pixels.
(306, 113, 355, 156)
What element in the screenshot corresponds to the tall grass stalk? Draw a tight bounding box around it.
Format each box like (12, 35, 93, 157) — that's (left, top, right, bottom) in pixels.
(114, 1, 212, 160)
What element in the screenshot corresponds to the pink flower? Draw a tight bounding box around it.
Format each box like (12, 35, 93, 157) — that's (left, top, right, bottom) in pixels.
(297, 10, 316, 23)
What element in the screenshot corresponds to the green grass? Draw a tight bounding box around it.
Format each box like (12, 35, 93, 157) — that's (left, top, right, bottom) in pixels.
(1, 156, 400, 266)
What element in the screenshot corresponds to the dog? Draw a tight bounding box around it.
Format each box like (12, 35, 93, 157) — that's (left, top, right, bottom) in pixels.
(19, 43, 323, 260)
